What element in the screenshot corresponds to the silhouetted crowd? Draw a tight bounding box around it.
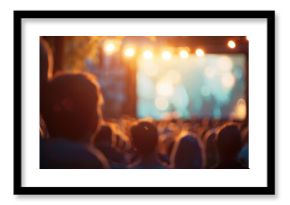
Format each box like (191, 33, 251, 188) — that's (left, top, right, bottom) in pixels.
(40, 38, 249, 169)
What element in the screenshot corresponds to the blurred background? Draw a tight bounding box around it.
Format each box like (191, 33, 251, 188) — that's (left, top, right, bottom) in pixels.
(42, 36, 248, 121)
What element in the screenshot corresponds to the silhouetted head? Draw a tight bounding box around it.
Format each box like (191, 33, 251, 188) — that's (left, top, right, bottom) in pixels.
(131, 121, 158, 155)
(204, 129, 218, 168)
(216, 123, 242, 161)
(173, 135, 203, 169)
(43, 72, 103, 141)
(95, 125, 113, 146)
(204, 130, 216, 148)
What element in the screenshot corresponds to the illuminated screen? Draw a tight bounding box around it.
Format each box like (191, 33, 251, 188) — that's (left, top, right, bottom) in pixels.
(136, 54, 247, 120)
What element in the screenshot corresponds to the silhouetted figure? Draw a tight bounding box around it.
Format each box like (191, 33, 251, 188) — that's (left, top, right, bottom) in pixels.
(203, 130, 218, 168)
(94, 125, 126, 168)
(239, 128, 249, 168)
(214, 123, 246, 169)
(171, 135, 203, 169)
(129, 121, 166, 169)
(41, 72, 109, 169)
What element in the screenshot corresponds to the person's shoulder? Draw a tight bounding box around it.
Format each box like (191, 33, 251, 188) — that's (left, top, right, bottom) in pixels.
(40, 138, 109, 169)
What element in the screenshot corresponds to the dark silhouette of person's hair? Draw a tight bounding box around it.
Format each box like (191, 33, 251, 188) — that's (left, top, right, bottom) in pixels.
(40, 72, 109, 169)
(129, 121, 166, 169)
(239, 127, 249, 168)
(172, 135, 203, 169)
(95, 125, 113, 145)
(215, 123, 245, 169)
(43, 72, 103, 141)
(94, 125, 126, 168)
(131, 121, 158, 155)
(204, 130, 218, 168)
(241, 127, 249, 146)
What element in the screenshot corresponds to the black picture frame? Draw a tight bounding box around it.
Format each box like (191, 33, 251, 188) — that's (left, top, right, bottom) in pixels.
(14, 10, 275, 195)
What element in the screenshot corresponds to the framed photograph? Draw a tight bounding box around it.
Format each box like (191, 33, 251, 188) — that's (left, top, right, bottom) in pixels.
(14, 10, 275, 195)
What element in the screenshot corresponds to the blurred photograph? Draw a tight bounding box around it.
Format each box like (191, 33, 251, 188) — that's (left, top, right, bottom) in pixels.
(39, 36, 249, 169)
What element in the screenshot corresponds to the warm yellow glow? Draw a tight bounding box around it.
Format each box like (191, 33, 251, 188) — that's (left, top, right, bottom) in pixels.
(161, 50, 172, 60)
(179, 49, 189, 59)
(227, 40, 236, 49)
(195, 48, 205, 57)
(221, 73, 236, 89)
(156, 80, 174, 97)
(155, 97, 169, 111)
(233, 98, 247, 120)
(103, 41, 117, 55)
(124, 47, 135, 58)
(143, 50, 153, 60)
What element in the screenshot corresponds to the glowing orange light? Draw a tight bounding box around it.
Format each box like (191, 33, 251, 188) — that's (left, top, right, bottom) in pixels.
(103, 41, 117, 55)
(234, 98, 247, 120)
(124, 47, 135, 58)
(161, 50, 172, 60)
(143, 50, 153, 60)
(179, 49, 189, 59)
(195, 48, 205, 57)
(227, 40, 236, 49)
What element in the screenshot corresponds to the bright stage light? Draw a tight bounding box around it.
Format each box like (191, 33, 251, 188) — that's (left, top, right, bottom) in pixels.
(161, 50, 172, 60)
(143, 50, 153, 60)
(179, 49, 189, 59)
(103, 40, 117, 55)
(227, 40, 236, 49)
(124, 47, 135, 58)
(195, 48, 205, 57)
